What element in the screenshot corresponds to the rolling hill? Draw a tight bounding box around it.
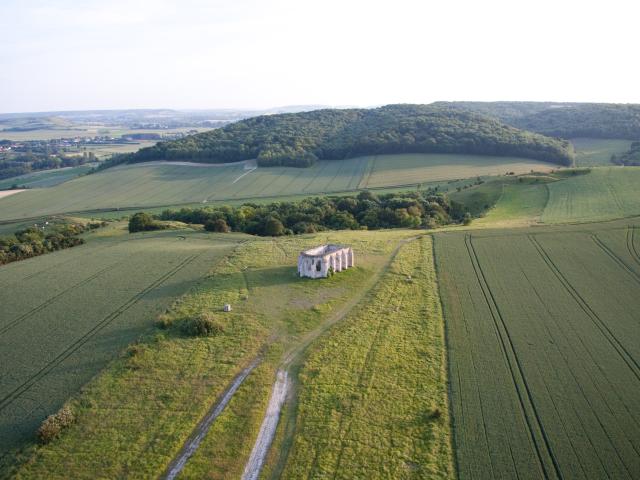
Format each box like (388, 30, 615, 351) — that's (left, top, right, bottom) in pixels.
(437, 101, 640, 140)
(115, 104, 575, 168)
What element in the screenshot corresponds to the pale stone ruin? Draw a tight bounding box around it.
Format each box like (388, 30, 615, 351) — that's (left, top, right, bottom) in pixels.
(297, 245, 354, 279)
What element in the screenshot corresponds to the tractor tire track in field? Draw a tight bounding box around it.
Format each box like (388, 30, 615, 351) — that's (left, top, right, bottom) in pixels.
(626, 226, 640, 266)
(591, 235, 640, 285)
(0, 253, 201, 412)
(528, 235, 640, 381)
(0, 262, 122, 337)
(163, 358, 261, 480)
(465, 234, 561, 480)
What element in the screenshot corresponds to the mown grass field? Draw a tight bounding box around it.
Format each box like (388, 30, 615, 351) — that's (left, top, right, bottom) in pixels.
(571, 138, 633, 167)
(0, 153, 555, 221)
(269, 236, 453, 479)
(543, 167, 640, 223)
(0, 226, 242, 468)
(435, 219, 640, 479)
(7, 230, 417, 479)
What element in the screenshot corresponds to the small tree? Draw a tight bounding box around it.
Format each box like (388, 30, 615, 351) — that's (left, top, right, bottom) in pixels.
(264, 217, 285, 236)
(205, 218, 230, 233)
(128, 212, 157, 233)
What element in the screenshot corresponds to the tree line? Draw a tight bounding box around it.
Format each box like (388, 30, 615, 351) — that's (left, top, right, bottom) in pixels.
(0, 221, 104, 265)
(0, 150, 93, 181)
(104, 104, 574, 170)
(129, 190, 471, 236)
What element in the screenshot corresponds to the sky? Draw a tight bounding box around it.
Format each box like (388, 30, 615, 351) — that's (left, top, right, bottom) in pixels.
(1, 0, 639, 113)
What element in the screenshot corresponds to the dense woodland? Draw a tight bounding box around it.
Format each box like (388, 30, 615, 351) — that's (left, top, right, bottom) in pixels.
(0, 221, 103, 265)
(111, 105, 574, 168)
(439, 101, 640, 140)
(612, 142, 640, 166)
(133, 190, 470, 236)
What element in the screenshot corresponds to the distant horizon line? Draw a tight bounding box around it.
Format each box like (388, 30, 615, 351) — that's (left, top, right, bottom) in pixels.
(2, 100, 639, 116)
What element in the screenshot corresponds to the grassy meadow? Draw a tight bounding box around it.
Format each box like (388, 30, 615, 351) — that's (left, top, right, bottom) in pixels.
(435, 219, 640, 479)
(269, 237, 453, 479)
(0, 226, 242, 469)
(7, 230, 419, 479)
(0, 153, 555, 222)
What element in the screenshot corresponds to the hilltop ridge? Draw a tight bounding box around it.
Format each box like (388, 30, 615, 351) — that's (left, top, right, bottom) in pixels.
(117, 104, 574, 168)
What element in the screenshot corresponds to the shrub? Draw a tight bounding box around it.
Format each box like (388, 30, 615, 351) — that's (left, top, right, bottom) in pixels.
(182, 312, 225, 337)
(264, 217, 285, 236)
(37, 406, 75, 444)
(128, 212, 164, 233)
(155, 313, 173, 329)
(205, 218, 230, 233)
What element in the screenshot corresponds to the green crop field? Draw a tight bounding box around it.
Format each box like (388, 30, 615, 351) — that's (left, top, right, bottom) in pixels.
(0, 226, 241, 464)
(0, 154, 555, 222)
(274, 237, 453, 479)
(363, 153, 552, 188)
(571, 138, 634, 167)
(435, 220, 640, 479)
(0, 164, 94, 190)
(543, 167, 640, 223)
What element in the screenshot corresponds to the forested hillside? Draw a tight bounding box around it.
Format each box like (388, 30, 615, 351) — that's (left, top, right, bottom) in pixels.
(116, 104, 574, 168)
(437, 101, 640, 139)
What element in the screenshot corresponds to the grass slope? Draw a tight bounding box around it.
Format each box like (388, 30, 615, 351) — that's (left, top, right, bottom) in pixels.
(363, 154, 551, 188)
(273, 236, 453, 479)
(0, 226, 241, 465)
(543, 167, 640, 223)
(0, 154, 554, 221)
(571, 138, 633, 167)
(435, 221, 640, 479)
(8, 230, 416, 479)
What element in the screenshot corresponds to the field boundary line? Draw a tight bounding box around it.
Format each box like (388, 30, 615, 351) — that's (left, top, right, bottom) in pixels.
(465, 235, 560, 480)
(0, 253, 202, 412)
(591, 235, 640, 285)
(528, 235, 640, 381)
(357, 155, 376, 189)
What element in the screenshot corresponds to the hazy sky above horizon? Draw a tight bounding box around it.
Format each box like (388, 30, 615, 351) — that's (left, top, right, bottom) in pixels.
(1, 0, 638, 113)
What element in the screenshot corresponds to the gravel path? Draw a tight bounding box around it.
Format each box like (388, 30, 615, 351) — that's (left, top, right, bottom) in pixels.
(241, 370, 290, 480)
(162, 359, 260, 480)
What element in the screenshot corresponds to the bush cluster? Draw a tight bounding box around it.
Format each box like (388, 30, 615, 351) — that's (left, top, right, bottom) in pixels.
(182, 313, 225, 337)
(0, 222, 96, 266)
(128, 212, 167, 233)
(37, 406, 75, 444)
